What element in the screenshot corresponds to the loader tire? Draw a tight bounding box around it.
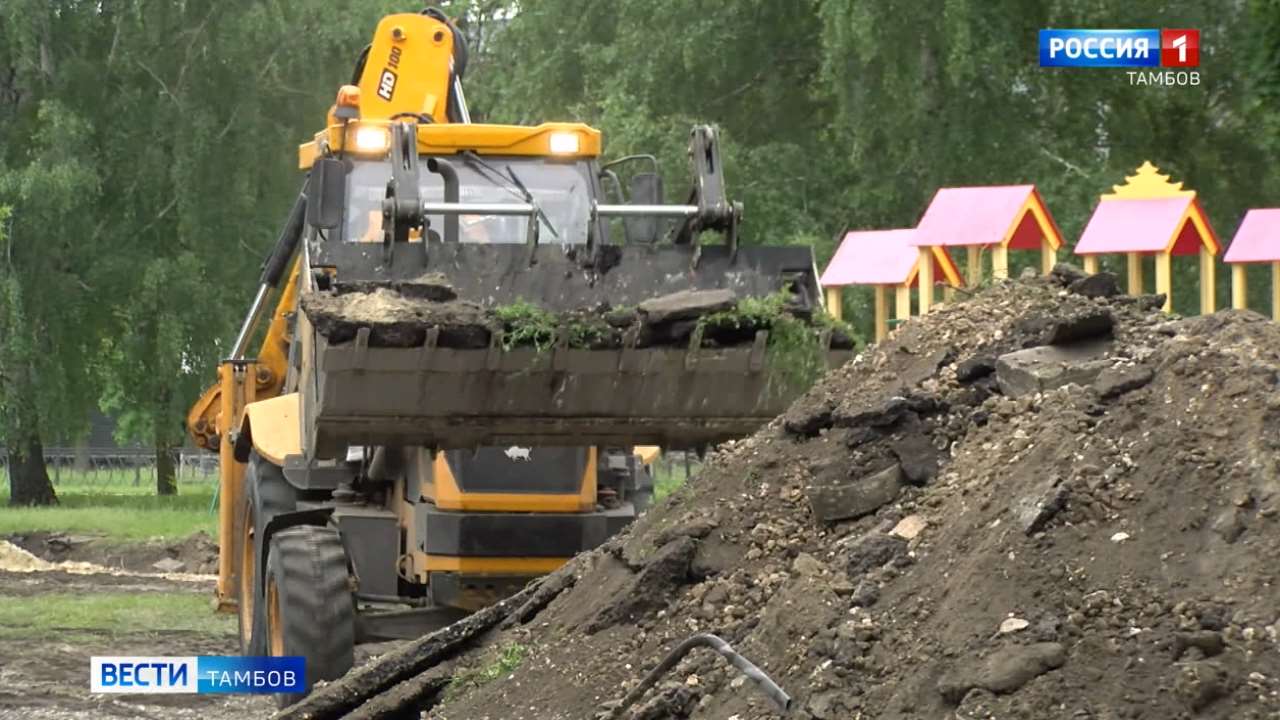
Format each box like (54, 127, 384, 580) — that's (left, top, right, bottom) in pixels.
(265, 525, 355, 708)
(236, 452, 296, 656)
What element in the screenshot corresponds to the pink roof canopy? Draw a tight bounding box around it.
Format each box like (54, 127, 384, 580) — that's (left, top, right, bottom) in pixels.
(821, 229, 961, 287)
(1224, 208, 1280, 264)
(912, 185, 1063, 250)
(1075, 196, 1219, 256)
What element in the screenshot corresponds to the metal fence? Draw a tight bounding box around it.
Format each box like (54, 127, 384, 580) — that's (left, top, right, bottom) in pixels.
(0, 447, 219, 487)
(0, 446, 697, 490)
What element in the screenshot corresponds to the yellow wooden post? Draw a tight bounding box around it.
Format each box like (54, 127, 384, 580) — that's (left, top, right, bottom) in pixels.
(1155, 251, 1172, 312)
(966, 247, 981, 287)
(1040, 237, 1056, 275)
(917, 248, 934, 313)
(1127, 252, 1144, 294)
(943, 284, 955, 303)
(873, 285, 888, 342)
(1198, 247, 1215, 314)
(1273, 262, 1280, 321)
(1231, 264, 1248, 310)
(1082, 256, 1098, 274)
(825, 286, 843, 321)
(895, 285, 911, 321)
(991, 244, 1009, 280)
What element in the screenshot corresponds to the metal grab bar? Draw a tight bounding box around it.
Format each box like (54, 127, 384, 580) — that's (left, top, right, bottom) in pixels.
(594, 203, 701, 219)
(420, 201, 537, 215)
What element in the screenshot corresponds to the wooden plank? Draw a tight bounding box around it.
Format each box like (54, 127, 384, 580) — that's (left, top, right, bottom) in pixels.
(917, 248, 934, 313)
(276, 579, 549, 720)
(895, 285, 911, 321)
(1155, 251, 1172, 312)
(874, 285, 887, 342)
(991, 245, 1009, 280)
(1273, 262, 1280, 321)
(1199, 247, 1215, 314)
(825, 286, 843, 321)
(1040, 237, 1056, 275)
(1082, 255, 1098, 274)
(1127, 252, 1144, 295)
(1232, 264, 1248, 310)
(966, 246, 981, 287)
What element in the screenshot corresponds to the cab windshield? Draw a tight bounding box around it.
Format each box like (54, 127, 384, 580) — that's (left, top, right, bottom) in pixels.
(343, 156, 593, 245)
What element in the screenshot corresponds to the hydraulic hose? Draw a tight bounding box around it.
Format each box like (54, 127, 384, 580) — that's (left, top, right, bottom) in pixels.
(427, 157, 460, 243)
(606, 633, 791, 719)
(260, 179, 308, 286)
(232, 178, 308, 359)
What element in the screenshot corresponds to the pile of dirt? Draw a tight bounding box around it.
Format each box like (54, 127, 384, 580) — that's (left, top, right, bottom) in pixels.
(411, 265, 1280, 720)
(6, 530, 219, 575)
(0, 538, 57, 572)
(301, 283, 855, 351)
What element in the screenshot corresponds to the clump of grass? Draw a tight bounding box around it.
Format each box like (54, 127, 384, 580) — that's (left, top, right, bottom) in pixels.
(493, 301, 616, 350)
(445, 643, 527, 700)
(493, 300, 557, 351)
(566, 318, 609, 348)
(698, 289, 854, 393)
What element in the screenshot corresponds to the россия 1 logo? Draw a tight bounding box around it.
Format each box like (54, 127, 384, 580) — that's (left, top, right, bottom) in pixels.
(1039, 29, 1201, 86)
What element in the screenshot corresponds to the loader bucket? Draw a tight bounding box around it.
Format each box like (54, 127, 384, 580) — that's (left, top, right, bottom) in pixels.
(300, 241, 852, 456)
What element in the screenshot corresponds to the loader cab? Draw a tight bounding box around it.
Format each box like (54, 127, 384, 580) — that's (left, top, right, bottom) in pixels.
(340, 156, 600, 246)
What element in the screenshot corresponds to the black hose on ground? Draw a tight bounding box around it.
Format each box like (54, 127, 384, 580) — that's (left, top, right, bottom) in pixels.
(607, 633, 791, 719)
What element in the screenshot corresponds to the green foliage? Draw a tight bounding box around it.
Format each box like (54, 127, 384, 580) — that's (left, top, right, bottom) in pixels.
(494, 300, 558, 350)
(0, 485, 216, 540)
(4, 0, 1280, 485)
(470, 0, 1280, 334)
(0, 0, 405, 470)
(699, 290, 852, 393)
(445, 642, 528, 699)
(0, 592, 231, 637)
(494, 300, 613, 350)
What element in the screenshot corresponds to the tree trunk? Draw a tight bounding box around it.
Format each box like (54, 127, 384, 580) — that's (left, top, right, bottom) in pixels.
(8, 434, 56, 506)
(155, 442, 177, 496)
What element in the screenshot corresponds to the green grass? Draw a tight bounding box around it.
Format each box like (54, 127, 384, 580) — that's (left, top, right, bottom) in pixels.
(0, 486, 218, 540)
(653, 462, 690, 501)
(445, 643, 528, 699)
(0, 591, 230, 638)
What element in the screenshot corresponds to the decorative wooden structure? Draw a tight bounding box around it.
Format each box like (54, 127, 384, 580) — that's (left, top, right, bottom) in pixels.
(1074, 162, 1220, 313)
(821, 229, 962, 341)
(912, 185, 1063, 312)
(1223, 208, 1280, 320)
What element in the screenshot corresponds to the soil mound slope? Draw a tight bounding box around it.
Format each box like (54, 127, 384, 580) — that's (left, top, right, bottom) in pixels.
(430, 268, 1280, 720)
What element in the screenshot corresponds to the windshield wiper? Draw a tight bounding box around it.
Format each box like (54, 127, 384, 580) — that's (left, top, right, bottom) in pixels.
(458, 151, 559, 240)
(506, 164, 560, 241)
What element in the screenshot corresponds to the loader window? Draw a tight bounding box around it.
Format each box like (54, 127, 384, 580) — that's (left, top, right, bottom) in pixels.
(343, 158, 593, 245)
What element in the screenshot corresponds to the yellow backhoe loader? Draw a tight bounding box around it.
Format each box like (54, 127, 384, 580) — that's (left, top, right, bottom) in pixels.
(185, 7, 848, 702)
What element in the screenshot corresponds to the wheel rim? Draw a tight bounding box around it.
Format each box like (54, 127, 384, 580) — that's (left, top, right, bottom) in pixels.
(267, 577, 285, 656)
(238, 510, 254, 647)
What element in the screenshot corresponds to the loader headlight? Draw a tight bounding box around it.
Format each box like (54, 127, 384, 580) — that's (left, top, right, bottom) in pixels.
(353, 126, 390, 154)
(548, 131, 581, 155)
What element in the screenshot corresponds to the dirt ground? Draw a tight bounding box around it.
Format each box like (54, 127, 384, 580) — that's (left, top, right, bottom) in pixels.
(0, 534, 405, 720)
(411, 268, 1280, 720)
(0, 535, 272, 719)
